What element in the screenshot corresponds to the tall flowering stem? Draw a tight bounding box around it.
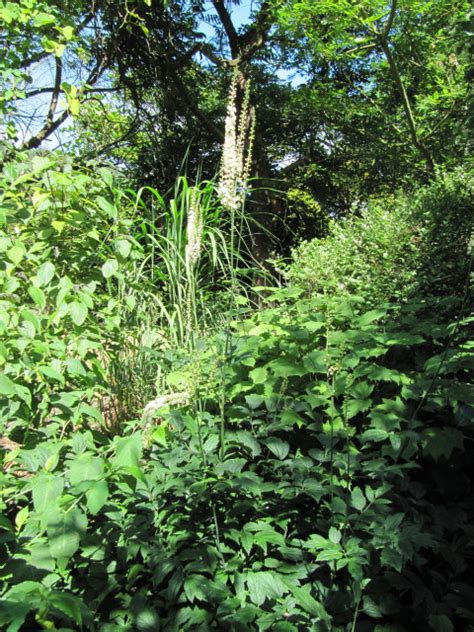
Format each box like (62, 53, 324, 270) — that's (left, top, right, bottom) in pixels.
(185, 186, 203, 268)
(217, 71, 255, 213)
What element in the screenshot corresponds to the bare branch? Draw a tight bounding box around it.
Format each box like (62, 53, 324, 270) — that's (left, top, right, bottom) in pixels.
(25, 86, 119, 98)
(211, 0, 240, 58)
(381, 0, 398, 41)
(19, 59, 106, 151)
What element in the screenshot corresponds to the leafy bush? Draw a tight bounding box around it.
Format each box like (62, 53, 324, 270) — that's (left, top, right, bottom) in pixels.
(287, 169, 473, 305)
(1, 290, 472, 631)
(0, 153, 140, 438)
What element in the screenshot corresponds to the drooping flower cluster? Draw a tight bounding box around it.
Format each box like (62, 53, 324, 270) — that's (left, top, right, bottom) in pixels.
(185, 186, 203, 267)
(142, 391, 191, 422)
(217, 72, 255, 212)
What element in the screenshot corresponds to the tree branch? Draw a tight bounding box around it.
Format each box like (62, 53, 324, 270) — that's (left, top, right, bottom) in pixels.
(211, 0, 240, 58)
(25, 86, 119, 98)
(239, 1, 275, 63)
(374, 0, 434, 171)
(19, 60, 106, 151)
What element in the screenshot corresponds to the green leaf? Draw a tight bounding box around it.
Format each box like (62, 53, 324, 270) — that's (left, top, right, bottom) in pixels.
(102, 258, 119, 279)
(245, 394, 265, 410)
(346, 398, 371, 419)
(39, 365, 64, 382)
(37, 261, 55, 287)
(423, 428, 464, 461)
(86, 480, 109, 515)
(96, 196, 117, 218)
(31, 474, 64, 514)
(381, 546, 403, 572)
(264, 437, 289, 460)
(287, 584, 329, 620)
(363, 596, 383, 618)
(0, 600, 30, 632)
(7, 246, 24, 265)
(0, 374, 17, 396)
(360, 429, 389, 442)
(49, 591, 87, 626)
(136, 608, 160, 631)
(28, 286, 46, 308)
(68, 454, 104, 485)
(116, 239, 132, 258)
(235, 431, 261, 456)
(34, 12, 56, 26)
(61, 25, 74, 40)
(351, 486, 366, 511)
(69, 301, 88, 326)
(429, 614, 454, 632)
(249, 366, 267, 384)
(359, 309, 387, 326)
(316, 546, 342, 562)
(303, 350, 326, 372)
(328, 527, 341, 544)
(184, 575, 208, 603)
(247, 571, 288, 606)
(269, 358, 306, 377)
(112, 433, 142, 469)
(47, 508, 87, 560)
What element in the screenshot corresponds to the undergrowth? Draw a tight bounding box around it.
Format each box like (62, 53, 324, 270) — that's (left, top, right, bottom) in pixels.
(0, 153, 473, 632)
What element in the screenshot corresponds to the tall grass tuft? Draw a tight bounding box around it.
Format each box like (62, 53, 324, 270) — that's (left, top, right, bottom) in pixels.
(102, 175, 255, 427)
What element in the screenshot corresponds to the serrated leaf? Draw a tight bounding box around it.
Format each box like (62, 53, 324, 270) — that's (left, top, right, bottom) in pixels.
(363, 595, 383, 618)
(423, 427, 464, 461)
(269, 358, 306, 377)
(287, 584, 329, 619)
(247, 571, 288, 606)
(429, 614, 454, 632)
(235, 430, 261, 456)
(316, 546, 342, 561)
(184, 575, 208, 603)
(49, 591, 85, 625)
(328, 527, 341, 544)
(264, 437, 289, 460)
(346, 398, 372, 419)
(249, 366, 267, 384)
(39, 365, 64, 382)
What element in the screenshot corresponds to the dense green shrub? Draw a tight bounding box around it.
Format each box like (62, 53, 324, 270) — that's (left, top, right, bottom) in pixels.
(0, 153, 140, 438)
(1, 290, 472, 631)
(287, 169, 473, 305)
